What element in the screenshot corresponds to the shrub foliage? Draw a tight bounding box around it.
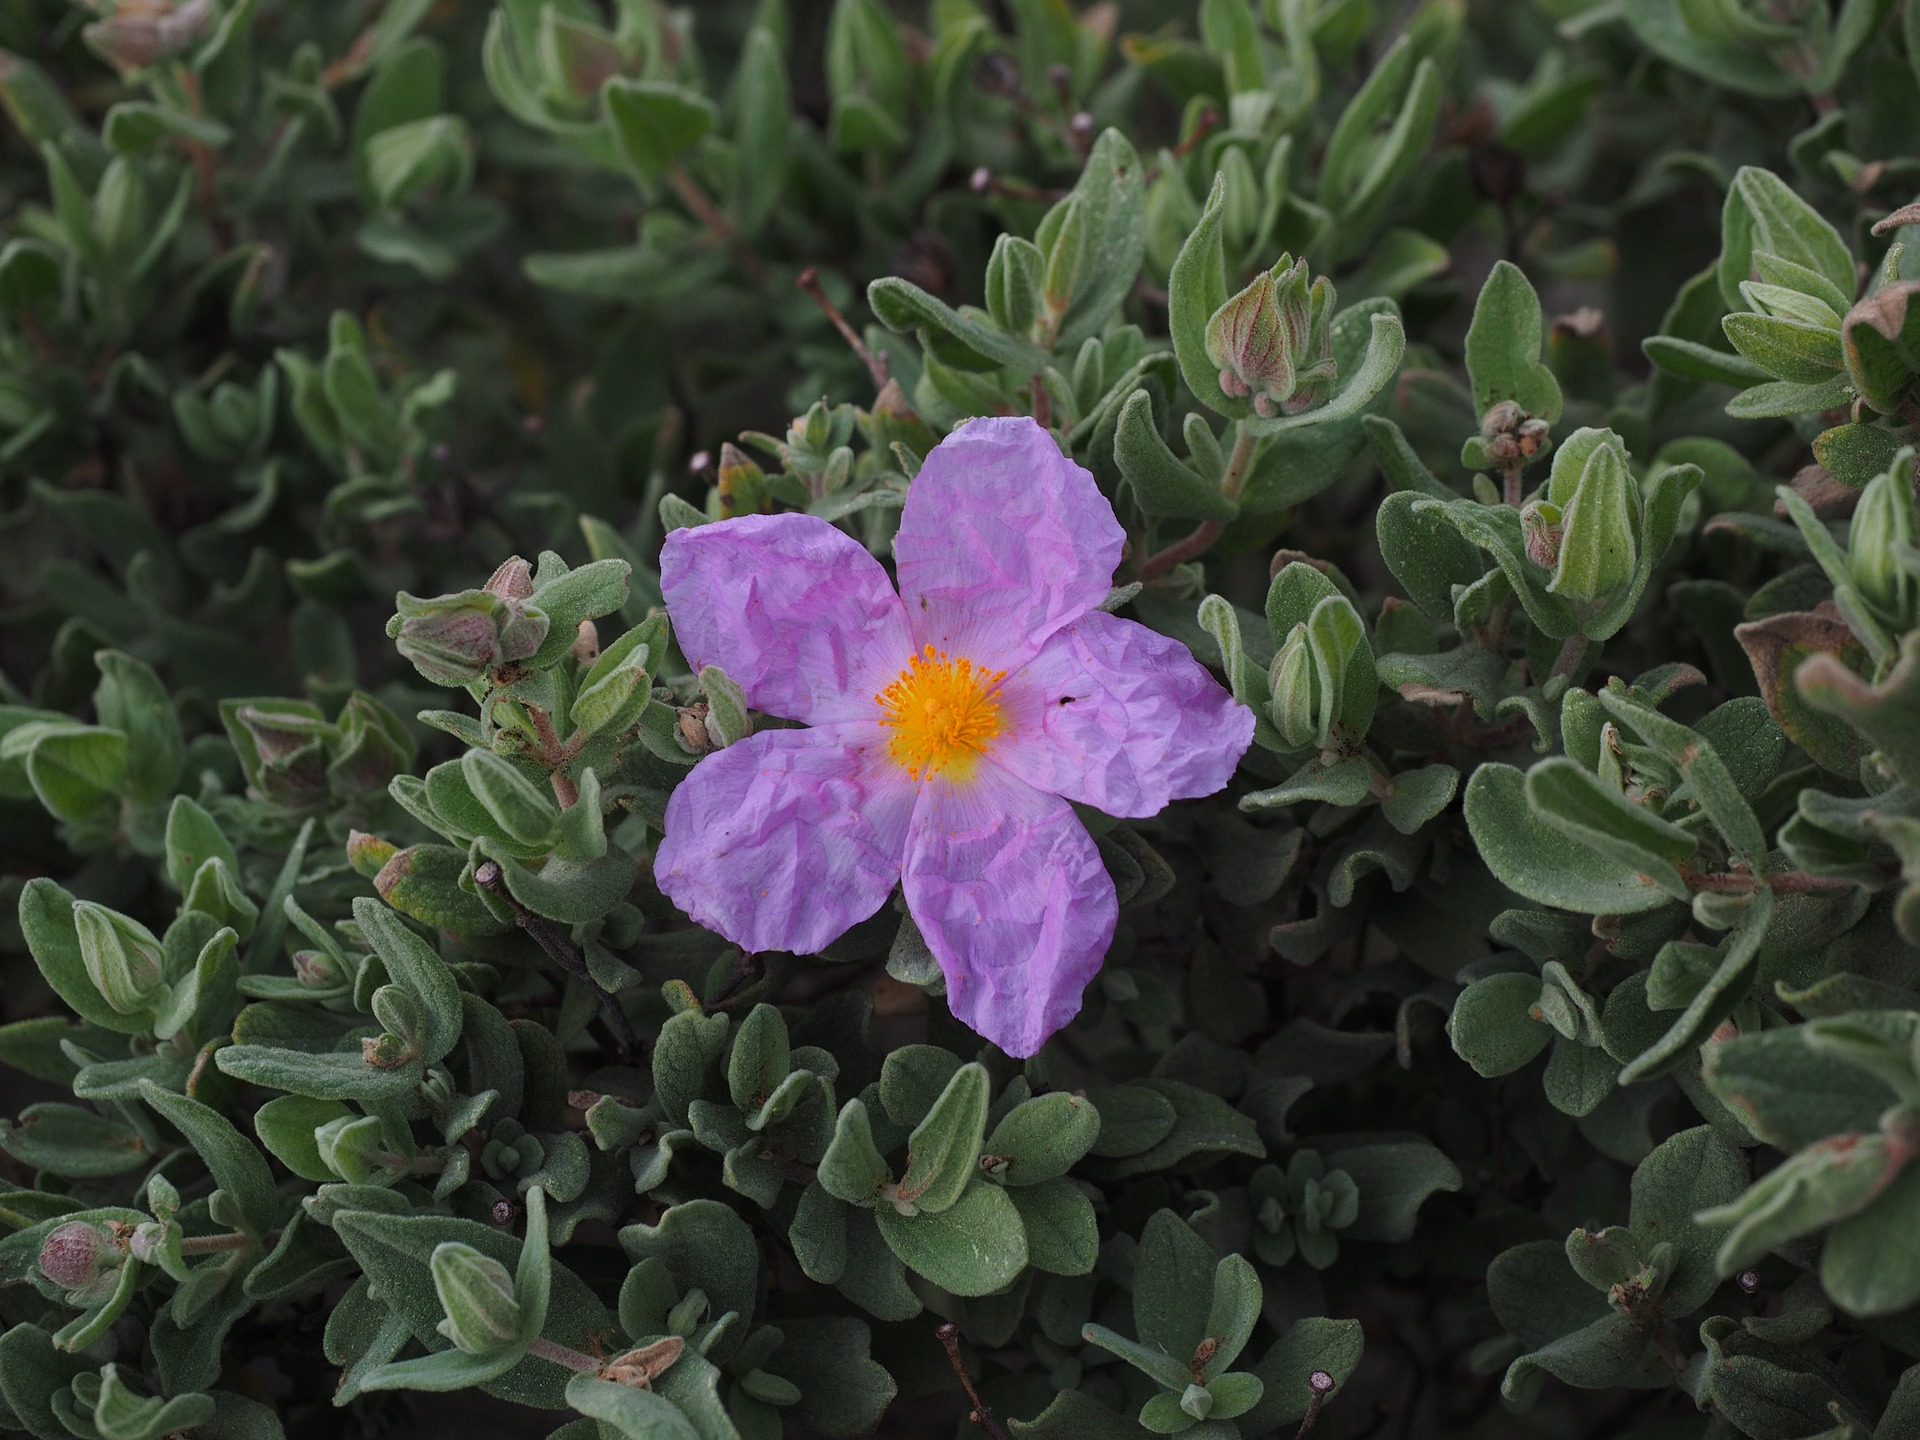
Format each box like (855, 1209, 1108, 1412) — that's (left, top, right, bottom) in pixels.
(0, 0, 1918, 1436)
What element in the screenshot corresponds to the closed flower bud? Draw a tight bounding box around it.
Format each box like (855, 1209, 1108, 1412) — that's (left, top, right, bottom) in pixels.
(315, 1114, 406, 1184)
(73, 902, 165, 1015)
(1204, 256, 1338, 419)
(389, 582, 552, 687)
(83, 0, 215, 74)
(292, 949, 344, 989)
(1521, 500, 1563, 569)
(1180, 1383, 1214, 1421)
(430, 1241, 524, 1355)
(393, 598, 503, 687)
(230, 703, 330, 800)
(40, 1221, 117, 1297)
(1267, 624, 1318, 750)
(484, 557, 536, 600)
(1847, 463, 1917, 625)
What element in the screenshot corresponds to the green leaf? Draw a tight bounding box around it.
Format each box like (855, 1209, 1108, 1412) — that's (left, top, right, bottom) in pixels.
(1048, 130, 1149, 350)
(1722, 311, 1845, 384)
(351, 896, 462, 1064)
(874, 1179, 1027, 1296)
(1463, 764, 1672, 915)
(1822, 1161, 1920, 1316)
(983, 1092, 1101, 1186)
(26, 727, 127, 826)
(19, 879, 149, 1035)
(1114, 391, 1238, 522)
(1627, 1125, 1746, 1312)
(1448, 972, 1552, 1077)
(136, 1079, 277, 1236)
(868, 277, 1050, 374)
(1168, 174, 1238, 418)
(1240, 1318, 1364, 1432)
(1704, 1023, 1905, 1151)
(894, 1062, 988, 1215)
(603, 80, 713, 181)
(1321, 1140, 1463, 1243)
(564, 1376, 700, 1440)
(1718, 166, 1856, 315)
(1523, 758, 1696, 899)
(93, 651, 181, 804)
(1135, 1207, 1215, 1361)
(163, 795, 240, 895)
(1464, 260, 1562, 422)
(1595, 688, 1765, 860)
(253, 1094, 353, 1184)
(1006, 1176, 1098, 1276)
(1642, 334, 1772, 387)
(1375, 489, 1485, 621)
(617, 1199, 759, 1340)
(1617, 887, 1774, 1085)
(0, 1103, 150, 1178)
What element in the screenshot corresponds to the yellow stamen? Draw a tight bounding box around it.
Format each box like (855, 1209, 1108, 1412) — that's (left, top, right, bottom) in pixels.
(876, 645, 1007, 781)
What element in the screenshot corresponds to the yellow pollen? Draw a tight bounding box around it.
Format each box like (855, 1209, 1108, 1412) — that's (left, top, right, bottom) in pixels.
(876, 645, 1007, 780)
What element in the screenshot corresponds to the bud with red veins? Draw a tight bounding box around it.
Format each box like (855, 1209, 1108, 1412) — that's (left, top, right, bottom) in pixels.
(40, 1221, 125, 1304)
(1205, 255, 1338, 418)
(1521, 500, 1564, 569)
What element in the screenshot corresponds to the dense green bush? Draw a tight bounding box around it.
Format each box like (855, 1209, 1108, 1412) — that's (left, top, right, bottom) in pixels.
(2, 0, 1920, 1436)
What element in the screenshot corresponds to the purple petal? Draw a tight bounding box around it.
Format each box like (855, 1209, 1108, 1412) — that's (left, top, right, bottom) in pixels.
(894, 416, 1124, 672)
(655, 725, 914, 955)
(903, 765, 1116, 1058)
(661, 514, 913, 724)
(994, 610, 1255, 818)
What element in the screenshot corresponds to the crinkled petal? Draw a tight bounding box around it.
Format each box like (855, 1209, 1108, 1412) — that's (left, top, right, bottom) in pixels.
(655, 725, 913, 955)
(661, 513, 913, 724)
(993, 610, 1256, 818)
(893, 416, 1124, 672)
(903, 765, 1116, 1058)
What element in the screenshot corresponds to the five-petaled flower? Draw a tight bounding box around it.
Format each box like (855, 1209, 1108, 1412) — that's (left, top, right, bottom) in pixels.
(654, 417, 1254, 1056)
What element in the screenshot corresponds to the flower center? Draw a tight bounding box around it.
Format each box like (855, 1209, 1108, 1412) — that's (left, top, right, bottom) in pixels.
(876, 645, 1007, 781)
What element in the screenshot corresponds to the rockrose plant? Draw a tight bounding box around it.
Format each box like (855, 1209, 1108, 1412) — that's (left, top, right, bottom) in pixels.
(0, 2, 1917, 1438)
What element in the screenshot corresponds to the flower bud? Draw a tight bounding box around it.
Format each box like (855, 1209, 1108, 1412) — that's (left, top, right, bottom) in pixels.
(1544, 431, 1638, 605)
(430, 1242, 524, 1354)
(985, 233, 1044, 341)
(539, 9, 629, 101)
(699, 665, 753, 748)
(230, 703, 330, 801)
(315, 1114, 407, 1185)
(1205, 256, 1337, 419)
(83, 0, 215, 74)
(1521, 500, 1563, 570)
(1266, 624, 1318, 750)
(73, 902, 166, 1015)
(1180, 1383, 1214, 1421)
(1847, 462, 1918, 626)
(484, 557, 536, 600)
(388, 583, 554, 688)
(40, 1221, 118, 1299)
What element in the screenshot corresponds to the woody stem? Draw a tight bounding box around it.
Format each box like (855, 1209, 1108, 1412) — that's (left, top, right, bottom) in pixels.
(797, 267, 888, 391)
(934, 1324, 1008, 1440)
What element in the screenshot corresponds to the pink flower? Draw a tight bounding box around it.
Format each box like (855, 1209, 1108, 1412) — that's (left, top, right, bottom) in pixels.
(655, 417, 1254, 1056)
